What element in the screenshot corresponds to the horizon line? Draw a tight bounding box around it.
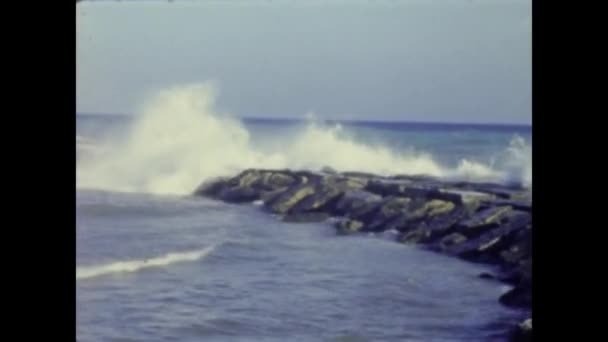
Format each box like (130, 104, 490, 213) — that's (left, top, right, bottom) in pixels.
(76, 112, 532, 128)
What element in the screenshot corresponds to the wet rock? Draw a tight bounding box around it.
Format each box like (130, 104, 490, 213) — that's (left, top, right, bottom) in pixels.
(383, 199, 445, 231)
(443, 211, 530, 263)
(254, 172, 297, 190)
(415, 199, 456, 217)
(497, 257, 531, 287)
(438, 232, 468, 251)
(292, 170, 325, 185)
(194, 174, 264, 203)
(283, 212, 331, 223)
(499, 283, 532, 308)
(290, 177, 366, 214)
(397, 225, 430, 244)
(377, 196, 412, 217)
(396, 204, 468, 244)
(335, 219, 365, 235)
(289, 185, 343, 214)
(232, 169, 264, 188)
(446, 233, 506, 261)
(500, 237, 532, 265)
(265, 183, 317, 214)
(481, 199, 531, 212)
(217, 186, 260, 203)
(361, 197, 421, 232)
(439, 189, 493, 207)
(499, 223, 532, 266)
(342, 171, 379, 179)
(333, 190, 383, 216)
(456, 206, 513, 238)
(259, 187, 290, 203)
(475, 187, 516, 199)
(509, 318, 532, 342)
(193, 170, 297, 201)
(193, 177, 230, 197)
(454, 182, 526, 199)
(365, 180, 409, 197)
(320, 166, 338, 174)
(347, 202, 384, 226)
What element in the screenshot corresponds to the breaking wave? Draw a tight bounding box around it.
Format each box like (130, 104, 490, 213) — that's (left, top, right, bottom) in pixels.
(76, 82, 531, 195)
(76, 245, 216, 280)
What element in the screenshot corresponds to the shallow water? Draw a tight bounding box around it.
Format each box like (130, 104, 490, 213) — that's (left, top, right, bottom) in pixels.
(77, 189, 524, 342)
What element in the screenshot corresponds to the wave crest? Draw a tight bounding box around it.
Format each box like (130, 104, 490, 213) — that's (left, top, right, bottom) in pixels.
(76, 245, 216, 280)
(77, 82, 531, 194)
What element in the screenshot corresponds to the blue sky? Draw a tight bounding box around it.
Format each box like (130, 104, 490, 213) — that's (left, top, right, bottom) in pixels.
(77, 0, 531, 125)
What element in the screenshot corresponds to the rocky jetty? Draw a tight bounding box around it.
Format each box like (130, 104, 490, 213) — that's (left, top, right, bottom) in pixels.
(194, 168, 532, 340)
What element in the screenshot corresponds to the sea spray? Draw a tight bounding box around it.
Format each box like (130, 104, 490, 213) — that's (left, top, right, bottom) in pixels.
(77, 82, 532, 194)
(77, 83, 280, 194)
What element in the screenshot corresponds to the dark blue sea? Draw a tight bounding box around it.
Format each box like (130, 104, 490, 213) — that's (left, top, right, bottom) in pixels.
(77, 99, 531, 341)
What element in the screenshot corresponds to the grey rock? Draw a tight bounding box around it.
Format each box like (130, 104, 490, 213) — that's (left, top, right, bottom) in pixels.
(193, 177, 230, 197)
(396, 204, 469, 244)
(335, 219, 365, 235)
(290, 177, 366, 214)
(258, 172, 297, 190)
(320, 166, 338, 174)
(499, 283, 531, 308)
(456, 205, 513, 238)
(439, 232, 468, 251)
(481, 199, 532, 212)
(259, 187, 290, 203)
(217, 186, 260, 203)
(333, 189, 383, 216)
(444, 211, 530, 262)
(265, 183, 317, 214)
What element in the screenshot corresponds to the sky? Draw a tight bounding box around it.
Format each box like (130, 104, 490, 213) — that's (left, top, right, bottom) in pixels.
(76, 0, 531, 125)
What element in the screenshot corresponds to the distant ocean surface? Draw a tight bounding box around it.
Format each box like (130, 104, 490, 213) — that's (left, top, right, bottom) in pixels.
(77, 87, 531, 341)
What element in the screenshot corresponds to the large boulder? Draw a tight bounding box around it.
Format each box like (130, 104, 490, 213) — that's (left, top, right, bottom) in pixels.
(396, 204, 468, 244)
(264, 183, 317, 214)
(499, 258, 532, 286)
(259, 187, 290, 203)
(193, 175, 262, 203)
(499, 283, 531, 308)
(193, 169, 297, 203)
(499, 218, 532, 266)
(342, 171, 379, 179)
(346, 200, 385, 224)
(438, 232, 468, 251)
(320, 166, 338, 175)
(455, 205, 513, 238)
(251, 171, 297, 191)
(335, 218, 365, 235)
(333, 189, 383, 216)
(365, 180, 410, 197)
(361, 196, 413, 232)
(193, 177, 230, 197)
(289, 177, 366, 214)
(291, 170, 325, 185)
(481, 199, 532, 212)
(232, 169, 264, 187)
(216, 186, 260, 203)
(442, 211, 531, 262)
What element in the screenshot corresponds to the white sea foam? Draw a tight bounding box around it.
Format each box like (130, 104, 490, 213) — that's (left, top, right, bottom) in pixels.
(76, 245, 216, 280)
(77, 82, 531, 195)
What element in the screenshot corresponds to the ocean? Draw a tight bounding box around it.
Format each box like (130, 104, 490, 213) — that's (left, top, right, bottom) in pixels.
(76, 87, 531, 341)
